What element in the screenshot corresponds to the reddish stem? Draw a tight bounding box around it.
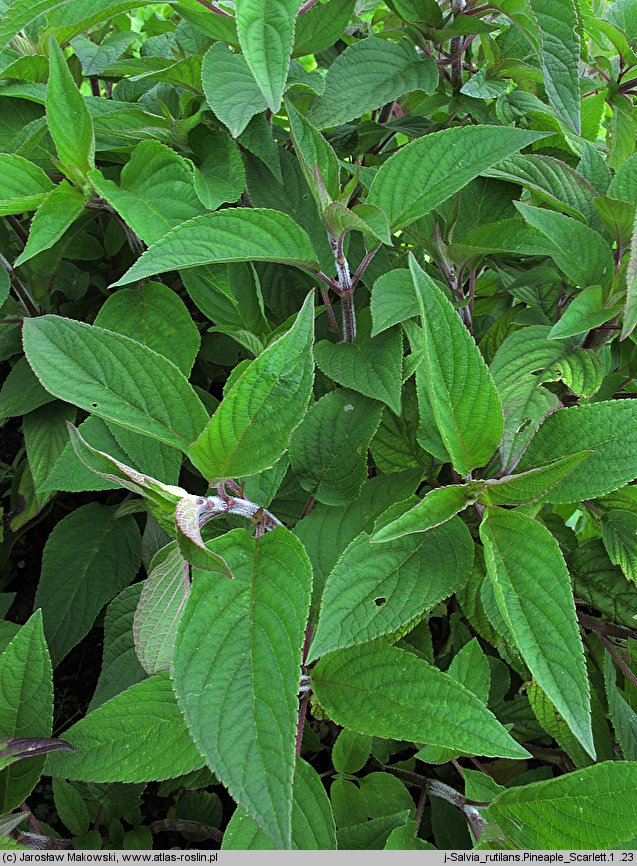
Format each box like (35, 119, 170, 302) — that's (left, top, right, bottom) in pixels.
(600, 635, 637, 690)
(295, 623, 315, 757)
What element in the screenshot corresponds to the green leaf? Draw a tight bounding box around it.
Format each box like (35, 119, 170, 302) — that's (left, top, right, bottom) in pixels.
(516, 203, 615, 288)
(448, 637, 491, 705)
(604, 653, 637, 761)
(236, 0, 299, 112)
(371, 485, 474, 543)
(286, 98, 340, 210)
(35, 503, 141, 665)
(289, 389, 382, 506)
(293, 0, 355, 55)
(0, 269, 8, 309)
(52, 779, 89, 837)
(294, 471, 424, 615)
(24, 402, 75, 500)
(332, 730, 372, 774)
(527, 681, 592, 769)
(312, 643, 529, 759)
(370, 269, 419, 336)
(23, 315, 208, 452)
(384, 821, 436, 850)
(62, 426, 231, 577)
(480, 509, 593, 757)
(518, 400, 637, 502)
(602, 510, 637, 584)
(71, 32, 135, 76)
(172, 527, 312, 850)
(307, 36, 437, 130)
(367, 126, 546, 230)
(0, 0, 167, 50)
(569, 540, 637, 631)
(112, 208, 319, 286)
(222, 759, 337, 850)
(489, 762, 637, 848)
(0, 612, 53, 814)
(480, 452, 592, 506)
(182, 263, 268, 338)
(489, 326, 572, 469)
(14, 181, 86, 266)
(94, 282, 200, 376)
(66, 422, 184, 506)
(549, 285, 623, 339)
(410, 256, 503, 476)
(133, 543, 189, 675)
(0, 358, 55, 418)
(322, 201, 391, 246)
(45, 674, 204, 782)
(89, 141, 206, 245)
(529, 0, 581, 134)
(483, 154, 598, 222)
(622, 208, 637, 339)
(201, 43, 267, 138)
(314, 307, 403, 415)
(308, 517, 473, 660)
(90, 584, 146, 710)
(191, 127, 246, 211)
(189, 292, 314, 481)
(418, 638, 493, 766)
(386, 0, 441, 25)
(371, 385, 429, 474)
(46, 39, 94, 183)
(0, 153, 54, 215)
(42, 417, 127, 493)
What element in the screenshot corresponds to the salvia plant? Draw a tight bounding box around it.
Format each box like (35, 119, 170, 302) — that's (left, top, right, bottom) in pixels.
(0, 0, 636, 851)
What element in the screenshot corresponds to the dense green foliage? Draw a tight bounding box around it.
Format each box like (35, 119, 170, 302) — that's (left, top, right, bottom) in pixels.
(1, 0, 637, 851)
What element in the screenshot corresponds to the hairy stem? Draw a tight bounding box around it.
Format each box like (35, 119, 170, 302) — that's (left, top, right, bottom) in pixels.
(330, 231, 356, 342)
(340, 292, 356, 343)
(149, 820, 223, 844)
(198, 493, 283, 533)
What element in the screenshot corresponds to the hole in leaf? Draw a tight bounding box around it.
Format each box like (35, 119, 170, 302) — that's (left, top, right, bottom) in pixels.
(91, 402, 98, 408)
(374, 597, 387, 606)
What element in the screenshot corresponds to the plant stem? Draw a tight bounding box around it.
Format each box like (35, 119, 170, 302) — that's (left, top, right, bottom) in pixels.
(450, 0, 467, 91)
(295, 623, 315, 756)
(300, 494, 316, 519)
(600, 635, 637, 690)
(295, 691, 311, 757)
(6, 214, 28, 245)
(149, 819, 223, 844)
(415, 787, 428, 832)
(19, 803, 45, 837)
(329, 231, 356, 342)
(318, 285, 341, 338)
(198, 493, 282, 533)
(351, 244, 380, 290)
(0, 253, 38, 316)
(340, 291, 356, 343)
(307, 268, 341, 292)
